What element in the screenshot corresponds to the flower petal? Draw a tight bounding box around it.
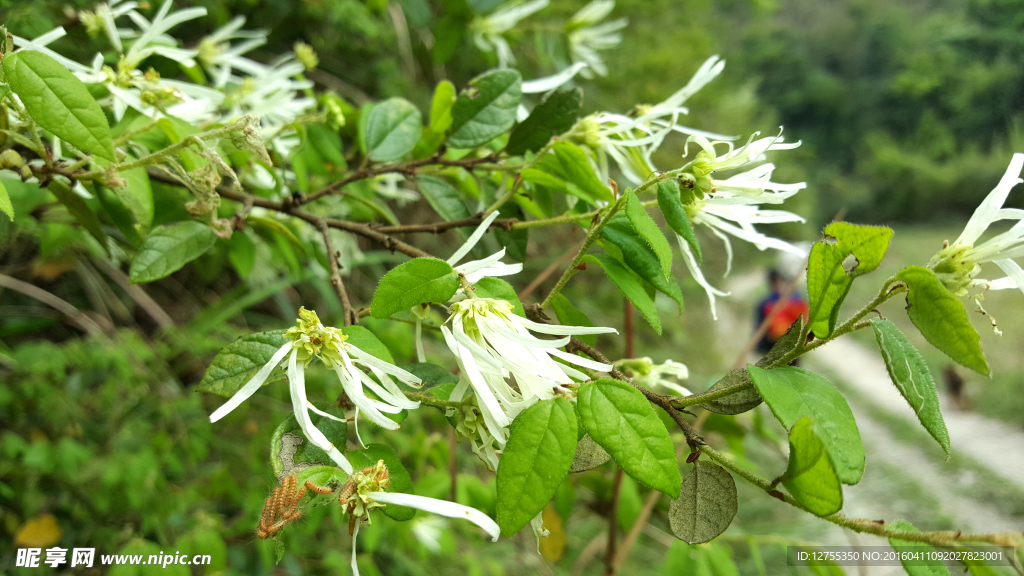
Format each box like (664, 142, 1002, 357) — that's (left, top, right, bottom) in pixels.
(448, 211, 502, 266)
(367, 492, 500, 542)
(209, 342, 292, 422)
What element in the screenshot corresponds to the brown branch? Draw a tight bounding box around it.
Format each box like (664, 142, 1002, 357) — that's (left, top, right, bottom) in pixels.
(145, 169, 433, 258)
(604, 468, 624, 576)
(298, 151, 499, 206)
(317, 221, 358, 326)
(373, 212, 516, 234)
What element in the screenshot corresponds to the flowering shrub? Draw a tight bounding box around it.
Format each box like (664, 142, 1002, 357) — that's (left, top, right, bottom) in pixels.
(1, 1, 1022, 573)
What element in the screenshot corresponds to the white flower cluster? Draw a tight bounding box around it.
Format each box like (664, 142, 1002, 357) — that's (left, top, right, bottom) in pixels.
(930, 153, 1024, 322)
(16, 0, 313, 135)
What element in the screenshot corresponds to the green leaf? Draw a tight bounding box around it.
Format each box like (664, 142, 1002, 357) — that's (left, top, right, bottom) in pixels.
(602, 216, 684, 313)
(97, 162, 153, 228)
(227, 231, 255, 278)
(748, 365, 864, 484)
(780, 417, 844, 516)
(417, 175, 472, 221)
(365, 97, 423, 162)
(569, 433, 610, 472)
(887, 519, 952, 576)
(0, 179, 13, 220)
(271, 407, 349, 472)
(536, 142, 613, 203)
(341, 325, 395, 364)
(806, 222, 893, 338)
(496, 398, 577, 536)
(401, 363, 459, 388)
(3, 51, 114, 160)
(896, 266, 989, 376)
(129, 221, 217, 284)
(582, 254, 662, 334)
(48, 179, 108, 251)
(668, 461, 738, 544)
(447, 69, 521, 149)
(197, 330, 289, 397)
(414, 81, 457, 158)
(657, 180, 701, 263)
(472, 276, 525, 316)
(550, 294, 596, 346)
(246, 215, 305, 253)
(506, 88, 582, 155)
(348, 443, 417, 521)
(577, 379, 681, 497)
(697, 369, 762, 415)
(625, 189, 672, 279)
(432, 17, 466, 65)
(871, 319, 950, 455)
(494, 201, 528, 261)
(371, 257, 460, 319)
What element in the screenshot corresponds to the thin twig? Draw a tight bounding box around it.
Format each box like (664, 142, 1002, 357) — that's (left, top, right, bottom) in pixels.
(520, 239, 586, 301)
(604, 468, 624, 576)
(0, 273, 107, 335)
(374, 212, 516, 234)
(299, 152, 498, 206)
(698, 444, 1023, 549)
(317, 221, 358, 326)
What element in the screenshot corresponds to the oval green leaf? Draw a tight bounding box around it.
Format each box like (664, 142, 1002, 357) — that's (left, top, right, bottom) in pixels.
(668, 461, 738, 544)
(887, 519, 953, 576)
(748, 365, 865, 484)
(582, 254, 662, 334)
(577, 379, 681, 497)
(4, 51, 114, 161)
(371, 257, 460, 319)
(569, 433, 610, 472)
(871, 319, 950, 455)
(447, 69, 522, 149)
(472, 276, 525, 316)
(197, 330, 289, 397)
(129, 221, 217, 284)
(625, 189, 673, 280)
(896, 266, 990, 376)
(365, 97, 423, 162)
(781, 417, 844, 516)
(506, 88, 582, 155)
(657, 180, 701, 263)
(496, 398, 577, 536)
(417, 175, 472, 222)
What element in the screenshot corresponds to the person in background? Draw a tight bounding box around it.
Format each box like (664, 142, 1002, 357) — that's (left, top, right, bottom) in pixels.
(754, 268, 809, 357)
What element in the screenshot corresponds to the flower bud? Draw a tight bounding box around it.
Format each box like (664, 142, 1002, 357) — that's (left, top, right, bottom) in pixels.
(0, 149, 25, 170)
(294, 41, 319, 71)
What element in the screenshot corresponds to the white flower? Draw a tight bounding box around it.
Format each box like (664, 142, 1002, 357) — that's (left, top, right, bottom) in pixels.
(209, 308, 423, 474)
(119, 0, 207, 69)
(673, 131, 807, 319)
(472, 0, 550, 67)
(335, 462, 499, 576)
(567, 0, 627, 78)
(440, 297, 616, 451)
(577, 56, 733, 186)
(447, 211, 524, 284)
(411, 210, 524, 363)
(930, 153, 1024, 298)
(197, 15, 268, 84)
(632, 358, 692, 396)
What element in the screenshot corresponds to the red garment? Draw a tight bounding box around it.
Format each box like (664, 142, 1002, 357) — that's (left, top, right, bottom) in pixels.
(762, 297, 809, 340)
